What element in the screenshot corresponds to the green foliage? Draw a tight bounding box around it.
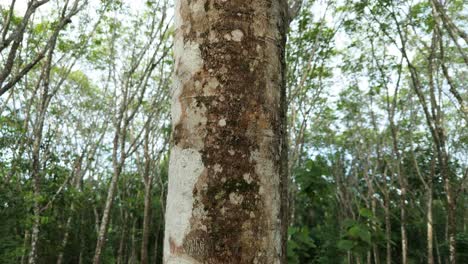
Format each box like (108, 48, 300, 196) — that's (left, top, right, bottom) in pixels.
(288, 226, 316, 264)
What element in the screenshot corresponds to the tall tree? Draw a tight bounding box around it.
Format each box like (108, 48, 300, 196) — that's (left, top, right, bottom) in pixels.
(164, 0, 289, 263)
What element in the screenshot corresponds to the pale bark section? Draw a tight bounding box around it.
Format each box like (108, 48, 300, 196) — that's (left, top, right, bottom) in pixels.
(165, 147, 205, 247)
(164, 0, 287, 263)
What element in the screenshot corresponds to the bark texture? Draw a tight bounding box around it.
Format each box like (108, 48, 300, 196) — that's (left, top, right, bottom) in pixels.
(164, 0, 288, 263)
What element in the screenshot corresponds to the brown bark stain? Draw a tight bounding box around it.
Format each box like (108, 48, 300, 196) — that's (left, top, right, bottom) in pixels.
(172, 0, 287, 263)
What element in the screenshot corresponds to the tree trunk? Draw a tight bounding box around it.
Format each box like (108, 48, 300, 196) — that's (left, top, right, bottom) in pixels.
(152, 220, 162, 264)
(21, 230, 30, 264)
(164, 0, 288, 263)
(28, 134, 43, 264)
(384, 193, 391, 264)
(28, 81, 50, 264)
(56, 216, 72, 264)
(57, 156, 85, 264)
(447, 198, 457, 264)
(372, 199, 380, 264)
(117, 212, 128, 264)
(93, 125, 126, 264)
(141, 126, 153, 264)
(400, 189, 408, 264)
(141, 181, 153, 264)
(434, 229, 442, 264)
(427, 186, 434, 264)
(129, 219, 138, 264)
(93, 163, 122, 264)
(79, 215, 85, 264)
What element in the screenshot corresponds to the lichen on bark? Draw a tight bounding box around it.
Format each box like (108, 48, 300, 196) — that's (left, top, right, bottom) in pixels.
(164, 0, 288, 263)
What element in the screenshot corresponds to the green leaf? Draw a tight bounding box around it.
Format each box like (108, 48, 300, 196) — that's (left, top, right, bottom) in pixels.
(337, 239, 355, 251)
(359, 208, 373, 218)
(349, 225, 372, 245)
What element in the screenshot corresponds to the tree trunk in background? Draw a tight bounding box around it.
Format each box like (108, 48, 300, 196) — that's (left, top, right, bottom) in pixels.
(164, 0, 288, 263)
(92, 161, 123, 264)
(427, 185, 434, 264)
(400, 184, 408, 264)
(93, 124, 126, 264)
(389, 111, 407, 264)
(116, 211, 128, 264)
(425, 157, 435, 264)
(129, 219, 138, 264)
(141, 181, 153, 264)
(447, 195, 457, 264)
(56, 216, 72, 264)
(57, 156, 84, 264)
(435, 231, 442, 264)
(28, 88, 46, 264)
(371, 199, 380, 264)
(21, 230, 30, 264)
(28, 42, 56, 263)
(442, 152, 457, 264)
(141, 126, 153, 264)
(384, 199, 391, 264)
(152, 220, 162, 264)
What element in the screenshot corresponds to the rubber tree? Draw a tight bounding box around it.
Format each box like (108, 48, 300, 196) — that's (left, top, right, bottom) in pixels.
(164, 0, 289, 263)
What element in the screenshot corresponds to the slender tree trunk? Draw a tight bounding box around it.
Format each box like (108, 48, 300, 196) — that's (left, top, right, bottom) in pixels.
(79, 216, 85, 264)
(447, 197, 457, 264)
(435, 230, 442, 264)
(93, 205, 101, 235)
(400, 186, 408, 264)
(21, 230, 30, 264)
(384, 193, 392, 264)
(152, 220, 162, 264)
(445, 214, 449, 264)
(57, 158, 84, 264)
(28, 112, 46, 264)
(427, 186, 434, 264)
(164, 0, 288, 263)
(28, 87, 49, 264)
(443, 153, 457, 264)
(93, 125, 126, 264)
(117, 212, 128, 264)
(386, 69, 407, 264)
(141, 127, 153, 264)
(141, 182, 153, 264)
(153, 174, 165, 264)
(56, 216, 72, 264)
(372, 199, 380, 264)
(129, 219, 138, 264)
(93, 164, 122, 264)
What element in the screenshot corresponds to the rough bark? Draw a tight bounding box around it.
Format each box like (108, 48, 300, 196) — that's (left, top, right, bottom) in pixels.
(164, 0, 288, 263)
